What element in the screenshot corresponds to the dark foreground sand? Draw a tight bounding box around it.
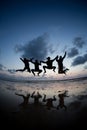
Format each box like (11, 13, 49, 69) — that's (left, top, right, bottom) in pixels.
(0, 102, 87, 130)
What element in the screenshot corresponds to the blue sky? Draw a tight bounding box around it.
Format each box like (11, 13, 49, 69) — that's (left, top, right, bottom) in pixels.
(0, 0, 87, 80)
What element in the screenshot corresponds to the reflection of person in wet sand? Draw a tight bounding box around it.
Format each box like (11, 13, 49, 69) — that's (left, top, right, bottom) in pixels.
(41, 56, 58, 73)
(56, 52, 69, 75)
(57, 91, 68, 110)
(31, 91, 42, 105)
(16, 57, 32, 73)
(15, 93, 30, 107)
(31, 59, 42, 76)
(43, 94, 56, 110)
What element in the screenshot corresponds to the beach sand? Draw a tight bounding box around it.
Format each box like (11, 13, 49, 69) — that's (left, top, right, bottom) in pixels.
(0, 78, 87, 129)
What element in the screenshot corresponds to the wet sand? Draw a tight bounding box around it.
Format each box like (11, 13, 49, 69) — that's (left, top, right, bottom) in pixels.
(0, 78, 87, 129)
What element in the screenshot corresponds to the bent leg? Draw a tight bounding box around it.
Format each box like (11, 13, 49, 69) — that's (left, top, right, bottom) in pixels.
(16, 67, 26, 72)
(27, 67, 31, 73)
(43, 66, 47, 73)
(63, 68, 69, 75)
(31, 69, 35, 76)
(52, 66, 56, 72)
(37, 69, 42, 76)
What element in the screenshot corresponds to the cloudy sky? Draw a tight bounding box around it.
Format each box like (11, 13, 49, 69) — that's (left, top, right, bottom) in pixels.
(0, 0, 87, 80)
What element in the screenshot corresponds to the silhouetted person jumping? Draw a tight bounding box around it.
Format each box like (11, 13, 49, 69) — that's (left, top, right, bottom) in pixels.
(16, 57, 32, 73)
(41, 56, 58, 73)
(31, 91, 42, 105)
(15, 92, 30, 107)
(43, 94, 56, 110)
(31, 59, 42, 76)
(56, 52, 69, 74)
(57, 91, 68, 110)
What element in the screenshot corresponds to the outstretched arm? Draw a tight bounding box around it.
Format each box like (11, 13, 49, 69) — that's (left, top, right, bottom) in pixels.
(52, 55, 58, 61)
(30, 58, 34, 62)
(15, 93, 24, 97)
(20, 58, 24, 62)
(40, 60, 46, 63)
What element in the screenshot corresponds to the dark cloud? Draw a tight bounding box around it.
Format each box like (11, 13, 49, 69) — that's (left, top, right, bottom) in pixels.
(8, 69, 16, 74)
(67, 47, 79, 58)
(15, 33, 54, 60)
(0, 64, 6, 71)
(73, 37, 85, 48)
(71, 53, 87, 66)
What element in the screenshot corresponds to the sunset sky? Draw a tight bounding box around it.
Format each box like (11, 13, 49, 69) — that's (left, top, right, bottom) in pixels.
(0, 0, 87, 80)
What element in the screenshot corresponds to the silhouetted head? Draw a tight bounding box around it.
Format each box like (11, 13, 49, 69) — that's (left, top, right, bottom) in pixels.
(35, 60, 38, 62)
(47, 57, 50, 60)
(24, 58, 27, 60)
(59, 56, 62, 59)
(58, 94, 63, 98)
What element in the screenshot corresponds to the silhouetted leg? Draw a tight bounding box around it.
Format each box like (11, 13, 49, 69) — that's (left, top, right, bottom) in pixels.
(63, 68, 69, 75)
(27, 67, 31, 73)
(63, 70, 66, 75)
(53, 66, 56, 72)
(63, 105, 67, 110)
(16, 67, 26, 72)
(58, 69, 62, 74)
(37, 70, 42, 76)
(58, 69, 67, 74)
(65, 68, 69, 72)
(31, 69, 35, 76)
(43, 66, 46, 73)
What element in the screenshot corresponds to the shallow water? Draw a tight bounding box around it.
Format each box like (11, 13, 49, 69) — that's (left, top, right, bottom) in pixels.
(0, 78, 87, 108)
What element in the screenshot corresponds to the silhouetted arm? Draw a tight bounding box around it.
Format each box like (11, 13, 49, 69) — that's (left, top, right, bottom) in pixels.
(40, 60, 46, 63)
(56, 56, 59, 61)
(30, 60, 35, 64)
(62, 52, 66, 60)
(30, 58, 34, 62)
(31, 91, 35, 98)
(39, 61, 41, 65)
(20, 58, 24, 62)
(15, 93, 24, 98)
(52, 55, 58, 61)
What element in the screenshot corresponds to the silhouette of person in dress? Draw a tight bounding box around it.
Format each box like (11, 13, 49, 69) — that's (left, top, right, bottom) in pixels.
(57, 90, 68, 110)
(16, 57, 33, 73)
(56, 52, 69, 74)
(15, 92, 30, 107)
(31, 59, 42, 76)
(31, 91, 42, 105)
(43, 94, 56, 110)
(41, 56, 58, 73)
